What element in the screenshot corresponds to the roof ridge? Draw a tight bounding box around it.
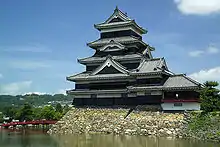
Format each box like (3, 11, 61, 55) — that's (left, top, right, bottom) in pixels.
(170, 74, 186, 77)
(115, 6, 128, 17)
(110, 56, 128, 70)
(182, 74, 201, 86)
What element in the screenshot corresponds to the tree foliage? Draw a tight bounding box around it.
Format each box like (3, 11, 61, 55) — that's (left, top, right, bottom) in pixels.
(1, 103, 69, 122)
(55, 103, 63, 113)
(200, 81, 220, 112)
(17, 103, 33, 121)
(0, 113, 3, 123)
(40, 106, 56, 120)
(0, 94, 72, 112)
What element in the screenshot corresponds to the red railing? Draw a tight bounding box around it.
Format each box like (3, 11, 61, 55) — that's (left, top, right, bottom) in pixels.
(1, 120, 57, 127)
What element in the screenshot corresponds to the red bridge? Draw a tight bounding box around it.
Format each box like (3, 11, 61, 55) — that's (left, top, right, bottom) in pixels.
(1, 120, 57, 128)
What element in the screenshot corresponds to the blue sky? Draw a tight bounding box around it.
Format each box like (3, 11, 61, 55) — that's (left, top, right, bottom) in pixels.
(0, 0, 220, 95)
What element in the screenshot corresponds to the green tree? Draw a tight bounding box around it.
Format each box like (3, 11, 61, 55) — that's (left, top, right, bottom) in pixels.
(4, 106, 18, 120)
(54, 112, 63, 120)
(63, 104, 70, 115)
(0, 112, 4, 123)
(200, 81, 220, 112)
(32, 107, 42, 120)
(41, 105, 56, 120)
(55, 103, 63, 113)
(17, 103, 33, 121)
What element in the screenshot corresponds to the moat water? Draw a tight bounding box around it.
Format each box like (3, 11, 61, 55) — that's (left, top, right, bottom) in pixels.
(0, 129, 219, 147)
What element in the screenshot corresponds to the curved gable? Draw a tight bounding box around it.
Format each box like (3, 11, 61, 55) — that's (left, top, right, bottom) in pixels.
(99, 40, 125, 52)
(91, 56, 128, 75)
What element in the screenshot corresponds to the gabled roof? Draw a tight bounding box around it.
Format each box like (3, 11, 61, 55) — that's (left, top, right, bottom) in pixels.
(91, 56, 129, 75)
(94, 7, 146, 34)
(78, 53, 143, 64)
(104, 6, 131, 24)
(163, 74, 201, 88)
(67, 56, 131, 82)
(87, 36, 148, 49)
(99, 40, 125, 52)
(131, 58, 170, 75)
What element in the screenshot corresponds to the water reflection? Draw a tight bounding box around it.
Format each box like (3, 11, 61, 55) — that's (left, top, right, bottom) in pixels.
(55, 134, 220, 147)
(0, 129, 219, 147)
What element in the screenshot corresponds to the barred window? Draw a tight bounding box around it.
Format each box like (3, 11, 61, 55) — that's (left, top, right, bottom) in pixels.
(174, 103, 182, 107)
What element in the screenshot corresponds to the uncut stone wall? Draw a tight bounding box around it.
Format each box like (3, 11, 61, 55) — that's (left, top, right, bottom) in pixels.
(48, 108, 189, 138)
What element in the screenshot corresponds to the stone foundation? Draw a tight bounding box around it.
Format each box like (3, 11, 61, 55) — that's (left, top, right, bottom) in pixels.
(48, 108, 189, 138)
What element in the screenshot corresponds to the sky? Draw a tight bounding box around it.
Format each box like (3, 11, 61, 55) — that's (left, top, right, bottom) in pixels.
(0, 0, 220, 95)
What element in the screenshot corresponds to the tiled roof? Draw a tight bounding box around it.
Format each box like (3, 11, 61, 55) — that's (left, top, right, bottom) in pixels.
(67, 89, 128, 94)
(87, 36, 147, 48)
(163, 74, 201, 88)
(95, 20, 147, 34)
(78, 54, 143, 64)
(130, 58, 168, 75)
(69, 57, 170, 81)
(67, 72, 130, 81)
(128, 74, 201, 91)
(103, 6, 131, 23)
(96, 21, 132, 27)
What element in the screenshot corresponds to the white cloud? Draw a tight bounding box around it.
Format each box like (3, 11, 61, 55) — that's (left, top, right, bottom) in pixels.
(189, 67, 220, 84)
(9, 60, 51, 70)
(23, 92, 47, 95)
(189, 45, 219, 57)
(0, 73, 3, 79)
(207, 46, 219, 54)
(174, 0, 220, 15)
(1, 44, 51, 53)
(0, 81, 32, 95)
(189, 50, 204, 57)
(57, 89, 67, 95)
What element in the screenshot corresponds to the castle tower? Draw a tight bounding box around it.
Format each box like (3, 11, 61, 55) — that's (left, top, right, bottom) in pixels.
(67, 7, 201, 110)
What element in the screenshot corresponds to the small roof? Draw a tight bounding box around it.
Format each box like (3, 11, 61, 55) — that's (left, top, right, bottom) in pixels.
(128, 74, 201, 91)
(130, 58, 169, 75)
(94, 7, 147, 34)
(163, 74, 201, 88)
(78, 53, 143, 64)
(87, 36, 148, 49)
(104, 6, 131, 23)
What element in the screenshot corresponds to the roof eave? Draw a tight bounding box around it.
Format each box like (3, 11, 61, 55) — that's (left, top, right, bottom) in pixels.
(94, 21, 147, 34)
(130, 71, 169, 76)
(66, 76, 76, 82)
(128, 86, 201, 91)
